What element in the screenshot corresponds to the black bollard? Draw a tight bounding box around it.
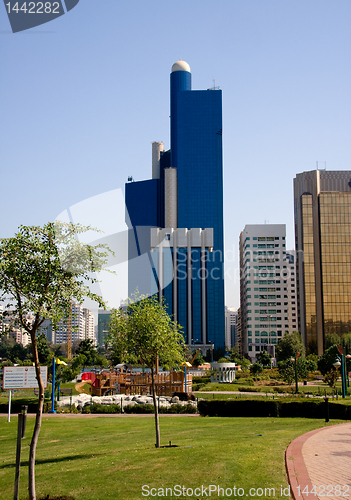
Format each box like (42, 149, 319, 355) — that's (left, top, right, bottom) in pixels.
(324, 397, 329, 423)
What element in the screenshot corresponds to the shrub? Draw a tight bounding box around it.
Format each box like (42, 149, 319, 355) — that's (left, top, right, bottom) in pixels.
(122, 403, 198, 414)
(237, 386, 262, 392)
(82, 403, 121, 414)
(192, 375, 211, 385)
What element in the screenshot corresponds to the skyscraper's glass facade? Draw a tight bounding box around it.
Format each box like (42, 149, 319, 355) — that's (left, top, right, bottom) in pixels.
(301, 194, 317, 352)
(319, 192, 351, 336)
(294, 170, 351, 355)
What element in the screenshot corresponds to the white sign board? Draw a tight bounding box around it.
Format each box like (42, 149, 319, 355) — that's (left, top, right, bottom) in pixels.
(2, 366, 48, 389)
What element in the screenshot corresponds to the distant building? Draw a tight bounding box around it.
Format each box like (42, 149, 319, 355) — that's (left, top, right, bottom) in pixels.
(38, 319, 53, 342)
(54, 303, 94, 345)
(83, 308, 96, 344)
(294, 169, 351, 355)
(285, 251, 297, 333)
(239, 224, 296, 361)
(225, 307, 238, 349)
(2, 309, 32, 346)
(98, 309, 111, 346)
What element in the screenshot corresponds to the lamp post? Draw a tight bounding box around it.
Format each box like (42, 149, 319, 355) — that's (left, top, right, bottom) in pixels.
(346, 354, 351, 388)
(49, 357, 56, 413)
(333, 349, 346, 399)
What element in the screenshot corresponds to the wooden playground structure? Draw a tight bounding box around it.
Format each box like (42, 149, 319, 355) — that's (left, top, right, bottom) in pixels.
(91, 364, 192, 397)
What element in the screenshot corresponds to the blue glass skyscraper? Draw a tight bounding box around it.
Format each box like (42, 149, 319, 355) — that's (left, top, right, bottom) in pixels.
(126, 60, 225, 350)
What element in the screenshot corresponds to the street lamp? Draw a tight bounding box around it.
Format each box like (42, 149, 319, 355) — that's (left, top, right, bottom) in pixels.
(333, 354, 346, 399)
(346, 355, 351, 388)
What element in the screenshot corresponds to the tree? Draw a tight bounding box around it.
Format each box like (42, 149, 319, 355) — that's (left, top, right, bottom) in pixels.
(0, 222, 110, 500)
(317, 345, 340, 376)
(323, 369, 339, 388)
(75, 339, 97, 367)
(250, 362, 263, 375)
(256, 350, 272, 368)
(275, 331, 305, 362)
(278, 358, 308, 387)
(36, 332, 51, 364)
(108, 295, 185, 448)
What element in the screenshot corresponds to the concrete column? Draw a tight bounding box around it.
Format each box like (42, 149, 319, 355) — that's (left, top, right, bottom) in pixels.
(201, 230, 207, 345)
(173, 231, 178, 322)
(165, 168, 178, 228)
(187, 230, 192, 344)
(158, 245, 163, 303)
(152, 142, 163, 179)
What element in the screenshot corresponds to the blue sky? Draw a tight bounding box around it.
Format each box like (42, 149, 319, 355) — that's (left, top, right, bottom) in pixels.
(1, 0, 351, 310)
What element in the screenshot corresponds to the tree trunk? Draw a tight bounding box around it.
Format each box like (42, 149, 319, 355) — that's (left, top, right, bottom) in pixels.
(29, 333, 45, 500)
(151, 368, 160, 448)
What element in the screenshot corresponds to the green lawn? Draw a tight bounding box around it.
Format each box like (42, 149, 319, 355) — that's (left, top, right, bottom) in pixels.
(0, 415, 343, 500)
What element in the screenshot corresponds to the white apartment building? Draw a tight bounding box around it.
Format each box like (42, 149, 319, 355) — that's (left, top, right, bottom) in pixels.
(83, 308, 96, 344)
(54, 303, 95, 345)
(239, 224, 296, 362)
(2, 309, 32, 346)
(54, 303, 85, 345)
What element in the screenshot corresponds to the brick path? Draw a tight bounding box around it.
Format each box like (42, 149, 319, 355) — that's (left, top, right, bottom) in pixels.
(286, 423, 351, 500)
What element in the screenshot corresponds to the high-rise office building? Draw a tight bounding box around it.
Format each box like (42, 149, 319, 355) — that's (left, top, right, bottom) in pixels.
(239, 224, 296, 361)
(294, 169, 351, 355)
(125, 60, 225, 350)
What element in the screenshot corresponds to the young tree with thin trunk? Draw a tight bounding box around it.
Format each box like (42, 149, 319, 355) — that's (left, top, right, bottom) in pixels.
(108, 294, 185, 448)
(0, 222, 110, 500)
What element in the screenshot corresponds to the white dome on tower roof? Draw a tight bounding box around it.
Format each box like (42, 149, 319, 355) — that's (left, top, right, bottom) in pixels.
(171, 60, 191, 73)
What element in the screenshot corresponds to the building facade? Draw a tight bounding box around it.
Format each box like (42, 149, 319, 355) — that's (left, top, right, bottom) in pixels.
(54, 303, 95, 345)
(125, 60, 225, 350)
(294, 169, 351, 355)
(239, 224, 296, 361)
(225, 307, 238, 350)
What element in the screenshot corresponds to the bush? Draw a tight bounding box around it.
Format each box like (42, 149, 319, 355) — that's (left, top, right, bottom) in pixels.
(172, 392, 196, 401)
(123, 403, 154, 414)
(82, 403, 121, 414)
(249, 363, 263, 375)
(237, 386, 262, 392)
(122, 403, 198, 414)
(192, 375, 211, 385)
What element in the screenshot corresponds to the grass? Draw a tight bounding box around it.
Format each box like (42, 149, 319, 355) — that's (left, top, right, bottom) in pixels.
(0, 415, 344, 500)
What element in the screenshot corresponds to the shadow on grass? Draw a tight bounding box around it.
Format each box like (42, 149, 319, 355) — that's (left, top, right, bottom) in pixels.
(0, 453, 101, 469)
(25, 496, 76, 500)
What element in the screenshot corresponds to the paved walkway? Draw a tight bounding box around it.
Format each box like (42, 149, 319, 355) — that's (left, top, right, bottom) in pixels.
(286, 423, 351, 500)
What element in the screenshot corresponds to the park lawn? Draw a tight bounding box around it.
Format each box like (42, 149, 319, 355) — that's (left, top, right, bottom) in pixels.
(0, 415, 342, 500)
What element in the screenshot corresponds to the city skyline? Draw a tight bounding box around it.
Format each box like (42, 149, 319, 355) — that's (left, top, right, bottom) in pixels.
(1, 1, 351, 311)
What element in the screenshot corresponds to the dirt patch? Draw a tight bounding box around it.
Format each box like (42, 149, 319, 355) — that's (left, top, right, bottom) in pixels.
(74, 380, 91, 394)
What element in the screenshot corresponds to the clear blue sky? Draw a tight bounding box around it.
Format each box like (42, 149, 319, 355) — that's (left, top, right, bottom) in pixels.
(1, 0, 351, 311)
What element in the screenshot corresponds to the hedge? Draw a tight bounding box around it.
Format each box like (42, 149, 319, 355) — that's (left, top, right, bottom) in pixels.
(198, 399, 351, 419)
(0, 401, 53, 414)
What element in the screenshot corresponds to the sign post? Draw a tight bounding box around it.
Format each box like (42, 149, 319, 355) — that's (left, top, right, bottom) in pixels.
(3, 367, 48, 421)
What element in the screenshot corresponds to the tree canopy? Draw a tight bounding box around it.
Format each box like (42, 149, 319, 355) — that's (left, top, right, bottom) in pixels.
(275, 331, 305, 362)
